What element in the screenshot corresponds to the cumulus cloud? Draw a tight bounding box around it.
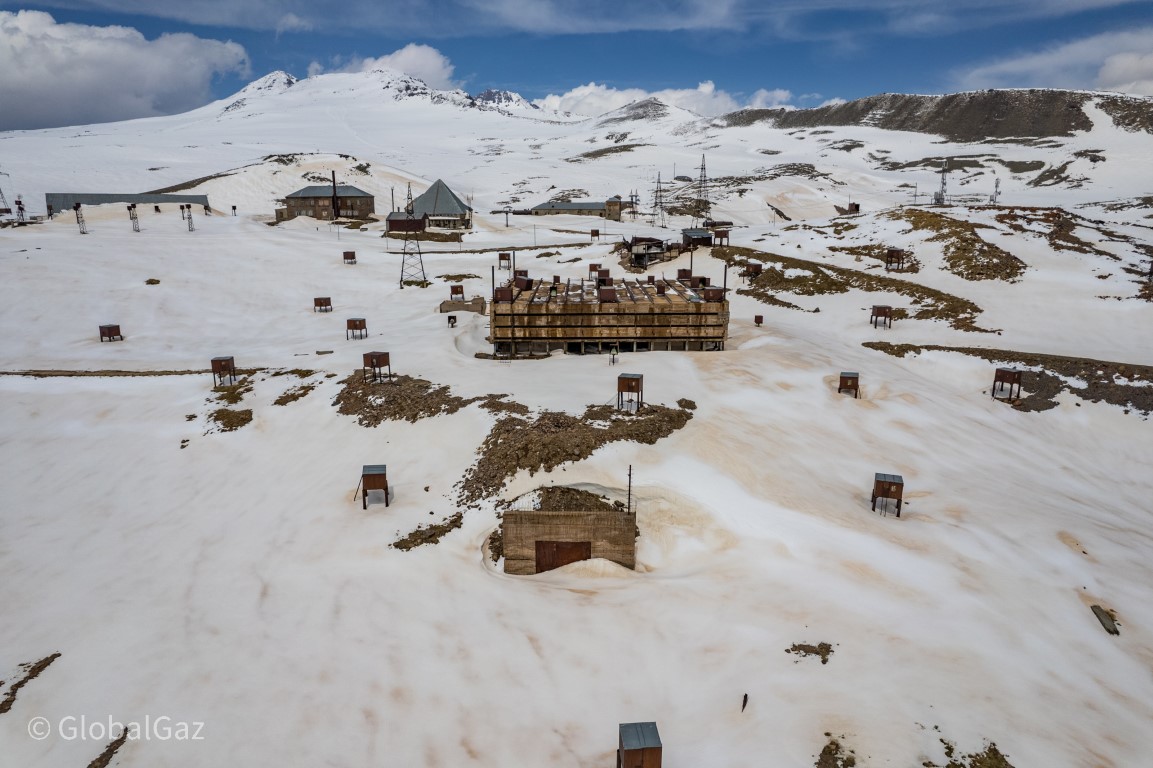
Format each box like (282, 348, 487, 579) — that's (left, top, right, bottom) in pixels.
(956, 26, 1153, 97)
(307, 43, 460, 90)
(0, 11, 249, 131)
(534, 81, 797, 117)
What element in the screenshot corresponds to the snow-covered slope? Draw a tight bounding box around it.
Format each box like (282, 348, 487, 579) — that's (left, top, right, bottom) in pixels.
(2, 72, 1152, 768)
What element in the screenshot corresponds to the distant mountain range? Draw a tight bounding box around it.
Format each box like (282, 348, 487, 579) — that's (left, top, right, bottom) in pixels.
(714, 89, 1153, 142)
(217, 70, 1153, 143)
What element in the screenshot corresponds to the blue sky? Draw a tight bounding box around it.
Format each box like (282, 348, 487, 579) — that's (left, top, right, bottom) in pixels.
(1, 1, 1152, 130)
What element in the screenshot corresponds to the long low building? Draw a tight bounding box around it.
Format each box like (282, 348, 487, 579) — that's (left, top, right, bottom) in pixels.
(45, 192, 211, 214)
(489, 274, 729, 356)
(530, 195, 627, 221)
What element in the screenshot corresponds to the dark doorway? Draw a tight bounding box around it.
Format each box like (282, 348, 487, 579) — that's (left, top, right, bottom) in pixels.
(535, 541, 592, 573)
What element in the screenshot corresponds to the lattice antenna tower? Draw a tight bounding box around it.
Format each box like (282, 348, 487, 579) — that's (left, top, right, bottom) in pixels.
(990, 177, 1001, 205)
(932, 159, 948, 206)
(628, 189, 639, 220)
(695, 153, 710, 227)
(398, 183, 427, 289)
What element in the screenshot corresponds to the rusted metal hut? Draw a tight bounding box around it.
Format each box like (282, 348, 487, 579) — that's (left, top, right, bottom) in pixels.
(361, 465, 389, 509)
(618, 722, 662, 768)
(211, 356, 236, 387)
(870, 305, 893, 328)
(871, 473, 904, 516)
(993, 368, 1022, 400)
(838, 372, 860, 398)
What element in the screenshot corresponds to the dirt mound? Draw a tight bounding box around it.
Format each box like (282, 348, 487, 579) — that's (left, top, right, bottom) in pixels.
(458, 403, 694, 504)
(332, 372, 518, 426)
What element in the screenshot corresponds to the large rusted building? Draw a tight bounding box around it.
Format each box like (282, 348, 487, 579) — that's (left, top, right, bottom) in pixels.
(489, 273, 729, 356)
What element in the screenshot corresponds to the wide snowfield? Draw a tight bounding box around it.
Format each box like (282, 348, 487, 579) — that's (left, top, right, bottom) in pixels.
(3, 72, 1153, 766)
(2, 203, 1152, 768)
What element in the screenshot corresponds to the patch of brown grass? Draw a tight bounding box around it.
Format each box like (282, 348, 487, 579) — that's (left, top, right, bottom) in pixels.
(713, 246, 995, 332)
(864, 341, 1153, 415)
(273, 384, 316, 406)
(209, 407, 253, 431)
(828, 244, 921, 273)
(332, 372, 520, 425)
(884, 208, 1025, 281)
(459, 403, 694, 504)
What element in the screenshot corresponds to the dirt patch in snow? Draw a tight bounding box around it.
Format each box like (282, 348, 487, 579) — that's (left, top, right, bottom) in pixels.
(883, 208, 1025, 282)
(828, 243, 922, 273)
(988, 206, 1121, 258)
(864, 342, 1153, 415)
(786, 642, 834, 664)
(458, 403, 694, 504)
(713, 246, 996, 332)
(332, 372, 519, 425)
(924, 737, 1016, 768)
(565, 143, 648, 162)
(0, 653, 61, 714)
(86, 726, 131, 768)
(393, 512, 464, 551)
(815, 734, 857, 767)
(209, 407, 253, 431)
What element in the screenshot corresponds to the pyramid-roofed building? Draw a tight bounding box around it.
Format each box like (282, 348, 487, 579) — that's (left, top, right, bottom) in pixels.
(411, 179, 472, 230)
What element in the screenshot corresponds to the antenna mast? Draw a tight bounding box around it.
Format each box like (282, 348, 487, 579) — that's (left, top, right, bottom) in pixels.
(990, 177, 1000, 205)
(932, 160, 948, 206)
(398, 183, 427, 289)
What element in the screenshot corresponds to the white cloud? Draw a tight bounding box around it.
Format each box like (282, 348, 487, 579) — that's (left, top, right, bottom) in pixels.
(749, 88, 794, 108)
(0, 10, 249, 131)
(534, 81, 796, 117)
(8, 0, 1146, 37)
(275, 13, 312, 35)
(955, 26, 1153, 97)
(308, 43, 460, 90)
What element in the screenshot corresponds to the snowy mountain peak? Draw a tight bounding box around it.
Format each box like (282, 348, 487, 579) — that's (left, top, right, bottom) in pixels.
(474, 89, 539, 111)
(239, 71, 298, 96)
